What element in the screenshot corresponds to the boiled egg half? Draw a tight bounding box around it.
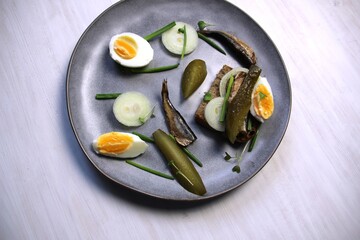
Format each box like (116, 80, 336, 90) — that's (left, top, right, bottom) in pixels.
(109, 32, 154, 68)
(93, 132, 148, 158)
(250, 77, 275, 122)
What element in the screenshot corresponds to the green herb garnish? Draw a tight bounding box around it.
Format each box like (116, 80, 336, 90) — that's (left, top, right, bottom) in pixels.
(259, 91, 267, 100)
(203, 92, 213, 102)
(219, 75, 234, 122)
(138, 106, 155, 124)
(178, 26, 187, 60)
(247, 117, 253, 131)
(197, 32, 226, 55)
(144, 21, 176, 41)
(196, 20, 226, 55)
(248, 124, 262, 152)
(224, 141, 251, 174)
(169, 134, 203, 167)
(126, 160, 174, 180)
(182, 148, 203, 167)
(180, 25, 187, 60)
(197, 21, 214, 31)
(95, 93, 121, 99)
(232, 165, 241, 173)
(131, 131, 155, 143)
(224, 152, 232, 161)
(129, 63, 179, 73)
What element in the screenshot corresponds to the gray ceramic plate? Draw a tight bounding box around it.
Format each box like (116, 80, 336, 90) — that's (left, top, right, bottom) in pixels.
(67, 0, 291, 201)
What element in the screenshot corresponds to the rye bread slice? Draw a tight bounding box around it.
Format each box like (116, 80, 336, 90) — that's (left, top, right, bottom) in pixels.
(195, 65, 231, 128)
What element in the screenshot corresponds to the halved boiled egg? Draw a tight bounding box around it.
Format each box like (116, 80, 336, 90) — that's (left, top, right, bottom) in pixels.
(92, 132, 148, 158)
(109, 32, 154, 68)
(250, 77, 275, 122)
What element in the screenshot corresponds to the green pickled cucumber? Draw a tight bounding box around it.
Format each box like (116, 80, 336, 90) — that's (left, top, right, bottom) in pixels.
(181, 59, 207, 99)
(153, 129, 206, 196)
(226, 65, 261, 144)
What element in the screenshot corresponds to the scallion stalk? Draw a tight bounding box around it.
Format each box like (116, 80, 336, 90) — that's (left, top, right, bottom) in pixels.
(129, 63, 179, 73)
(95, 93, 121, 99)
(182, 148, 203, 167)
(131, 131, 155, 143)
(198, 32, 226, 55)
(248, 124, 262, 152)
(219, 75, 234, 122)
(247, 117, 253, 131)
(168, 134, 203, 167)
(144, 21, 176, 41)
(180, 25, 187, 60)
(197, 21, 215, 31)
(125, 160, 174, 180)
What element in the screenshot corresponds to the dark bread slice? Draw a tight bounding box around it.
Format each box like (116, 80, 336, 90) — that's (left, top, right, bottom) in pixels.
(195, 65, 231, 128)
(195, 65, 247, 129)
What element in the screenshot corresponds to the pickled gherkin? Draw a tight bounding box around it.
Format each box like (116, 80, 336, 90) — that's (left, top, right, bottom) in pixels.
(153, 129, 206, 196)
(225, 65, 261, 144)
(181, 59, 207, 98)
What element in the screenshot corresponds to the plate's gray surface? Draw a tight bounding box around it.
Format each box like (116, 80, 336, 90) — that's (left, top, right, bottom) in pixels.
(67, 0, 291, 201)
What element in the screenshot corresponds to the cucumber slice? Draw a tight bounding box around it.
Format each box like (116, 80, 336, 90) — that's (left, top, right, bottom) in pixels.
(161, 22, 198, 55)
(204, 97, 225, 132)
(219, 67, 249, 97)
(113, 91, 153, 127)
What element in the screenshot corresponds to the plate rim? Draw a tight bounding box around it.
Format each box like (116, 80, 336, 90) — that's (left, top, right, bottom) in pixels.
(66, 0, 292, 201)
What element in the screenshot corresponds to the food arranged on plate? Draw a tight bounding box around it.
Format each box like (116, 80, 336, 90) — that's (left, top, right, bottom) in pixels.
(162, 80, 197, 147)
(153, 129, 206, 196)
(109, 33, 154, 68)
(162, 21, 199, 55)
(93, 132, 148, 158)
(181, 59, 207, 99)
(93, 20, 275, 196)
(113, 91, 154, 127)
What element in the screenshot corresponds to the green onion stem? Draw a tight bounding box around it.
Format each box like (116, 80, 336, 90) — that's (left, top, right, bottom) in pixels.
(197, 21, 215, 31)
(125, 160, 174, 180)
(129, 63, 179, 73)
(219, 75, 235, 122)
(247, 117, 253, 131)
(95, 93, 121, 99)
(182, 148, 203, 167)
(248, 124, 262, 152)
(144, 21, 176, 41)
(131, 131, 155, 143)
(180, 25, 187, 60)
(168, 134, 203, 167)
(197, 32, 226, 55)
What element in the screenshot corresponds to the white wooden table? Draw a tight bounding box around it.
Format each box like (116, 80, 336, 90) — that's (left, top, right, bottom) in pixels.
(1, 0, 359, 239)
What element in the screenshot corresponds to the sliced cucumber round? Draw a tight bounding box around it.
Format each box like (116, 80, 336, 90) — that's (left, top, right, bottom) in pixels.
(113, 91, 153, 127)
(205, 97, 225, 132)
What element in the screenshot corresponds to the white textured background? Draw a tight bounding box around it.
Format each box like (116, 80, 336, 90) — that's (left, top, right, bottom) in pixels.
(1, 0, 359, 239)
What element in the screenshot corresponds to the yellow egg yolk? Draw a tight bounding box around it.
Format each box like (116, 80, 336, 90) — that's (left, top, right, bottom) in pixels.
(253, 84, 274, 120)
(114, 36, 137, 59)
(97, 132, 133, 154)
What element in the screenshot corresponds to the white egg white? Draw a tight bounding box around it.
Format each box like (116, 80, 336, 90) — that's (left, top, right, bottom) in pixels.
(250, 77, 274, 122)
(109, 32, 154, 68)
(92, 132, 148, 158)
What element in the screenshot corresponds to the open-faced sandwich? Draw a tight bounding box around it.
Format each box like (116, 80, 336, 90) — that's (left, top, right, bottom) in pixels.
(195, 64, 274, 144)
